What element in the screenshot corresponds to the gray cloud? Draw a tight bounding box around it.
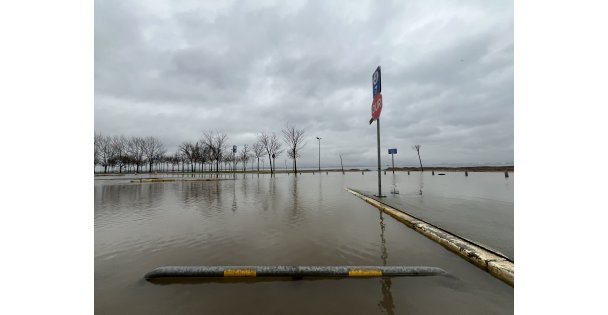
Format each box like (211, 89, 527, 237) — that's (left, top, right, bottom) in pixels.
(95, 0, 513, 167)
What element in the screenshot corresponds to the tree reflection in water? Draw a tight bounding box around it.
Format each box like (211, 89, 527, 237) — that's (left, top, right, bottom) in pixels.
(418, 172, 424, 196)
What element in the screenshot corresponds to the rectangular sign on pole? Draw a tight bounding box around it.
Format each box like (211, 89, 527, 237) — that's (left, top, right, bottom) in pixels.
(372, 66, 381, 96)
(389, 148, 396, 174)
(370, 66, 382, 124)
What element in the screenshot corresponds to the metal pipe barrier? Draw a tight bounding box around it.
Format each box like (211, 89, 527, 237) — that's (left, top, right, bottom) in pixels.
(144, 265, 446, 280)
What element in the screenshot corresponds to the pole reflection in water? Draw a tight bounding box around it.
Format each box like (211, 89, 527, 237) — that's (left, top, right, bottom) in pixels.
(418, 172, 424, 196)
(318, 171, 324, 203)
(378, 210, 395, 315)
(241, 174, 249, 199)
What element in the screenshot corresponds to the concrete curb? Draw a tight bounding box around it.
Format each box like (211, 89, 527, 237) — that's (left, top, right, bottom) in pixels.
(346, 188, 514, 287)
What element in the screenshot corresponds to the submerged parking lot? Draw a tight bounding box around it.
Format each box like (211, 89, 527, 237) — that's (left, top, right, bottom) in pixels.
(95, 171, 513, 314)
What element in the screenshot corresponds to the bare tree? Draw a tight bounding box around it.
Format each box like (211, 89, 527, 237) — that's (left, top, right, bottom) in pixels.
(203, 145, 213, 172)
(339, 154, 344, 173)
(157, 153, 169, 172)
(122, 155, 136, 173)
(195, 141, 212, 172)
(203, 131, 228, 172)
(223, 148, 234, 171)
(142, 136, 166, 173)
(412, 144, 423, 172)
(126, 136, 146, 173)
(258, 132, 282, 174)
(239, 144, 251, 171)
(98, 134, 113, 174)
(192, 141, 203, 172)
(169, 153, 180, 172)
(215, 133, 228, 171)
(177, 152, 186, 172)
(270, 133, 283, 174)
(258, 133, 272, 173)
(94, 132, 103, 170)
(110, 135, 128, 173)
(179, 142, 196, 172)
(252, 142, 265, 172)
(282, 124, 306, 174)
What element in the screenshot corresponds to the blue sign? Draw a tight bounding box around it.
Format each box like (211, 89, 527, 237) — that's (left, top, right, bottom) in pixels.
(372, 66, 381, 96)
(388, 148, 397, 154)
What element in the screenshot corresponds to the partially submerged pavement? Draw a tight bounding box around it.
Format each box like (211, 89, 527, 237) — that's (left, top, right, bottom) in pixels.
(351, 185, 514, 260)
(347, 188, 514, 287)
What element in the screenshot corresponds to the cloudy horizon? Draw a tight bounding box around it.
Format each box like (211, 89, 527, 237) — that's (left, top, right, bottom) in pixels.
(95, 0, 513, 168)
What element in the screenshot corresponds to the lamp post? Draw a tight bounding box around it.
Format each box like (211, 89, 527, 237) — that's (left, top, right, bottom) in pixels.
(316, 137, 322, 172)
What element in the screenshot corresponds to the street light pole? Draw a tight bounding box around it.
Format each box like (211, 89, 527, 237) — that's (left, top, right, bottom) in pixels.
(316, 137, 322, 172)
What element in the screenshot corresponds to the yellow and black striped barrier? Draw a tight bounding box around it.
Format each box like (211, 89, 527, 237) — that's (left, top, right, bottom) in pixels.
(144, 266, 446, 280)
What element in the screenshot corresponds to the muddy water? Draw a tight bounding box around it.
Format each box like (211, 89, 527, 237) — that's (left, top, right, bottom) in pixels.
(95, 171, 513, 314)
(358, 171, 514, 259)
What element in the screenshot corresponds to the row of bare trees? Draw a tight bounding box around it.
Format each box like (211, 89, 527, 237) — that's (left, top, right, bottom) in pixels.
(94, 124, 307, 175)
(94, 134, 166, 174)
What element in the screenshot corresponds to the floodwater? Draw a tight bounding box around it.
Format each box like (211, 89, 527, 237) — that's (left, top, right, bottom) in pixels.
(359, 171, 514, 260)
(95, 171, 513, 314)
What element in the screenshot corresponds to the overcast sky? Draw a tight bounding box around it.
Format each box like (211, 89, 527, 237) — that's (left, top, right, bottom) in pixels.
(94, 0, 513, 167)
